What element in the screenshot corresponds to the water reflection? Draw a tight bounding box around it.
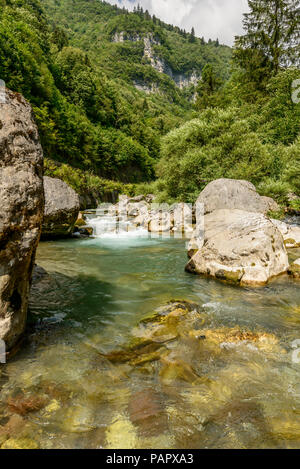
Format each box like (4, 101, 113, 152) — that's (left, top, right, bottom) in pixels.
(0, 227, 299, 449)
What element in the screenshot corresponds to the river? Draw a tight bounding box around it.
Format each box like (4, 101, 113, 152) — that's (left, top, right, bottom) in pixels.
(0, 212, 300, 449)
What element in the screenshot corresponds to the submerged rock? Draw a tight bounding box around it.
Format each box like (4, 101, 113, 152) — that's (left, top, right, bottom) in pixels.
(42, 176, 80, 239)
(0, 415, 26, 442)
(0, 89, 44, 351)
(188, 326, 281, 356)
(128, 389, 168, 437)
(159, 357, 201, 385)
(105, 413, 138, 449)
(197, 178, 279, 215)
(186, 209, 289, 286)
(7, 393, 48, 416)
(1, 437, 39, 450)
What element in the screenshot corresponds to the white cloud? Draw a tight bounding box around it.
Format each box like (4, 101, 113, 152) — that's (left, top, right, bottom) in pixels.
(105, 0, 249, 46)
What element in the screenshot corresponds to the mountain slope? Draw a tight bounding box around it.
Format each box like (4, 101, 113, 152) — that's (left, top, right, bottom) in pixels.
(0, 0, 232, 193)
(42, 0, 231, 98)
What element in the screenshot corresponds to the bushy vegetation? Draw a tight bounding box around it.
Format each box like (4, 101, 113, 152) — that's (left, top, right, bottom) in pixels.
(44, 158, 135, 199)
(1, 0, 298, 208)
(2, 0, 221, 183)
(154, 1, 300, 206)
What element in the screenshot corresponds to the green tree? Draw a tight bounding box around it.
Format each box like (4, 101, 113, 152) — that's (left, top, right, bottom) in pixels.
(189, 27, 196, 43)
(196, 64, 223, 109)
(234, 0, 300, 81)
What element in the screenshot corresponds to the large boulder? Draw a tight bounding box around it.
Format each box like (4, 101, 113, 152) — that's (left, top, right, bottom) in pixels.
(197, 179, 279, 215)
(185, 209, 289, 286)
(0, 89, 44, 351)
(42, 176, 80, 238)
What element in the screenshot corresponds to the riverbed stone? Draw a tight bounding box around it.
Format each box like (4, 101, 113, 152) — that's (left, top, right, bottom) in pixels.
(42, 176, 80, 238)
(1, 437, 39, 450)
(0, 89, 44, 351)
(185, 209, 289, 286)
(7, 393, 48, 416)
(197, 178, 279, 215)
(105, 413, 138, 449)
(128, 389, 168, 436)
(159, 357, 201, 385)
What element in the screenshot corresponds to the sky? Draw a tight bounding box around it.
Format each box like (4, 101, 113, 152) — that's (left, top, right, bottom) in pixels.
(105, 0, 249, 46)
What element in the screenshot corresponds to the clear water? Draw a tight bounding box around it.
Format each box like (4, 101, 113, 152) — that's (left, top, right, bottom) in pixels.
(0, 216, 300, 449)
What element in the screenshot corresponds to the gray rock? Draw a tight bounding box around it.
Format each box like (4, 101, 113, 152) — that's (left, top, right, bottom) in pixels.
(42, 176, 80, 238)
(197, 179, 279, 215)
(271, 219, 300, 248)
(186, 209, 289, 286)
(0, 89, 44, 350)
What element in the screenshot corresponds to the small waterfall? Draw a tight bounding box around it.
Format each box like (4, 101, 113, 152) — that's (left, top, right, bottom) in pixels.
(87, 207, 148, 239)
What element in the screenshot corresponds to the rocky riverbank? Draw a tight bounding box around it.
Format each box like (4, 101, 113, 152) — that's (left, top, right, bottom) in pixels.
(93, 179, 300, 286)
(0, 88, 299, 358)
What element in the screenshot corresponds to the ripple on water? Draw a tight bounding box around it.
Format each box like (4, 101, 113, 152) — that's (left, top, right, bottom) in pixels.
(0, 231, 300, 449)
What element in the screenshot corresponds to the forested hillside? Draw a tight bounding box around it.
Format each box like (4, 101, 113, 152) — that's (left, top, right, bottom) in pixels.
(42, 0, 231, 88)
(0, 0, 231, 197)
(144, 0, 300, 209)
(1, 0, 298, 209)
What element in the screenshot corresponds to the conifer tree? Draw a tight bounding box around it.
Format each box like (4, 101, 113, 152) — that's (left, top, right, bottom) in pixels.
(189, 27, 196, 43)
(235, 0, 300, 76)
(196, 64, 223, 109)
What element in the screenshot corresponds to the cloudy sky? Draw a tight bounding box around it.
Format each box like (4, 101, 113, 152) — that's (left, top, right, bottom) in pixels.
(106, 0, 249, 46)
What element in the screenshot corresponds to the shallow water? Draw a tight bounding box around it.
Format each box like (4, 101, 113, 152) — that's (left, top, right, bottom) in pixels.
(0, 218, 300, 449)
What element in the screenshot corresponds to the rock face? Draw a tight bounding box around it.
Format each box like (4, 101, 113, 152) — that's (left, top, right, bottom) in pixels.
(113, 32, 200, 91)
(186, 209, 289, 286)
(42, 176, 80, 238)
(197, 179, 279, 215)
(0, 89, 44, 350)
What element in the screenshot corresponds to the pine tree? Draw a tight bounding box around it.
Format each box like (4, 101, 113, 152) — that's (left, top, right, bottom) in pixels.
(189, 27, 196, 43)
(196, 64, 223, 109)
(235, 0, 300, 75)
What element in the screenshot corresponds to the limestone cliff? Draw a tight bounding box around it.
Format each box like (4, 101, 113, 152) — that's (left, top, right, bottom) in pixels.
(113, 32, 200, 91)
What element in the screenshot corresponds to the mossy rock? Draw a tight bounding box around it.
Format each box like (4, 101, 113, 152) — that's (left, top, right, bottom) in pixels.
(1, 437, 39, 449)
(75, 218, 87, 227)
(215, 269, 243, 284)
(188, 249, 198, 259)
(159, 358, 201, 385)
(140, 300, 201, 325)
(284, 238, 297, 247)
(0, 434, 9, 447)
(287, 261, 300, 278)
(99, 340, 164, 366)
